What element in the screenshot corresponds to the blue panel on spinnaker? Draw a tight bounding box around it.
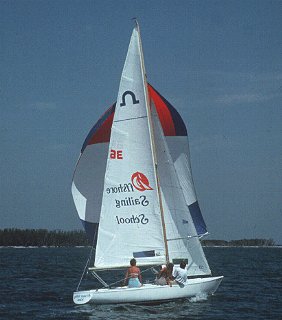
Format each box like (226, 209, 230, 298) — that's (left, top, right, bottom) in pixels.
(81, 104, 116, 153)
(80, 220, 99, 245)
(188, 201, 207, 235)
(133, 250, 156, 258)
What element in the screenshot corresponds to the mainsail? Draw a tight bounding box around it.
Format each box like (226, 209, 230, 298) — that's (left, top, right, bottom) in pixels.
(94, 26, 166, 269)
(72, 26, 209, 276)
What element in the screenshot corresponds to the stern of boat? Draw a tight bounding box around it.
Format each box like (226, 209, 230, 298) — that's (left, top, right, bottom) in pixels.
(73, 290, 92, 305)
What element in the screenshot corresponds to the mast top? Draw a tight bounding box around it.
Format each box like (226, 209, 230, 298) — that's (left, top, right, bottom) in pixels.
(132, 17, 139, 30)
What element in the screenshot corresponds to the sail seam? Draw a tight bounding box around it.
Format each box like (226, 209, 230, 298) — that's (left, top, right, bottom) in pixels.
(114, 115, 147, 122)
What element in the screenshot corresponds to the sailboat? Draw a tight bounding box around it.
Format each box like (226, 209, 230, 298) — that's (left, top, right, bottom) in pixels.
(72, 22, 223, 305)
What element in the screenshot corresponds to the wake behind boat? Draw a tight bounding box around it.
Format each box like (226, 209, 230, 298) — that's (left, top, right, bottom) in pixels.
(72, 21, 223, 305)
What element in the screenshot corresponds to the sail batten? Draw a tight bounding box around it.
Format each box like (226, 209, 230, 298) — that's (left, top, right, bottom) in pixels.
(113, 115, 148, 123)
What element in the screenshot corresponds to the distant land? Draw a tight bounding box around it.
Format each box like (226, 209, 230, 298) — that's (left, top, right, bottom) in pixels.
(0, 229, 278, 247)
(0, 229, 89, 247)
(201, 239, 276, 247)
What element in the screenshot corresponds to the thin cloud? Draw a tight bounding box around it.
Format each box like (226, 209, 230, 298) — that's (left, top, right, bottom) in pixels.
(216, 93, 264, 104)
(46, 143, 70, 151)
(167, 70, 282, 110)
(196, 70, 282, 106)
(190, 134, 232, 153)
(33, 102, 57, 110)
(197, 70, 282, 82)
(216, 92, 281, 105)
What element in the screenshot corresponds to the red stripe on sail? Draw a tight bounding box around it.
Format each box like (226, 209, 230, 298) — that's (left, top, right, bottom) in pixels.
(148, 84, 176, 136)
(87, 111, 114, 145)
(84, 84, 186, 150)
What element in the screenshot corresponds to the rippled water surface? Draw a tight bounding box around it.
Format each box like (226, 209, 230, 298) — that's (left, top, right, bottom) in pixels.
(0, 247, 281, 319)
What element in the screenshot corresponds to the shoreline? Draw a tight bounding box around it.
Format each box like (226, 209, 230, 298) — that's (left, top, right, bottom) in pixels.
(0, 245, 281, 249)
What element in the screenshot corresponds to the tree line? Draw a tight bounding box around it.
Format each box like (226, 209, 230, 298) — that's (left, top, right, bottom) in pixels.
(0, 229, 276, 247)
(0, 228, 90, 247)
(201, 238, 276, 247)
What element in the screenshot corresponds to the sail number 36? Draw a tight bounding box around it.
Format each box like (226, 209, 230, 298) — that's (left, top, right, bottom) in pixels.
(110, 149, 123, 159)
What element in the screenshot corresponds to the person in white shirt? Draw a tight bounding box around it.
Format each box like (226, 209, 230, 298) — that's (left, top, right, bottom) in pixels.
(171, 260, 188, 287)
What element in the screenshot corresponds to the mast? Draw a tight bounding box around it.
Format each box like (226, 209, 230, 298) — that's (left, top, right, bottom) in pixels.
(135, 20, 170, 264)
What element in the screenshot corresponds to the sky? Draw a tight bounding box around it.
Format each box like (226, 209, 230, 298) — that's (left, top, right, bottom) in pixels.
(1, 0, 281, 244)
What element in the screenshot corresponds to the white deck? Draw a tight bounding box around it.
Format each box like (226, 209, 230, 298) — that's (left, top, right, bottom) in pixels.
(73, 276, 223, 305)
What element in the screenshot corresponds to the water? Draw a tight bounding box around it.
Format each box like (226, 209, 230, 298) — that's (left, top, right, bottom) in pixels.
(0, 247, 281, 319)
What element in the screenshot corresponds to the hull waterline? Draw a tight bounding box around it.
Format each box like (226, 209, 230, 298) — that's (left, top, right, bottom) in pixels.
(73, 276, 223, 305)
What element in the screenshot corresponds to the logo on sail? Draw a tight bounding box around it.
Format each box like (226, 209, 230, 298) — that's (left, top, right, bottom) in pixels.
(120, 90, 139, 107)
(131, 172, 153, 191)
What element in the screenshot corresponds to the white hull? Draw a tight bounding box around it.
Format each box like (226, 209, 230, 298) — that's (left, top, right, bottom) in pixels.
(73, 276, 223, 305)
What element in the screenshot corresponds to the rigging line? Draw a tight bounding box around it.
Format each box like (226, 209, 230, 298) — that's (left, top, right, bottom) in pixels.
(114, 115, 147, 123)
(90, 271, 109, 288)
(75, 226, 98, 292)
